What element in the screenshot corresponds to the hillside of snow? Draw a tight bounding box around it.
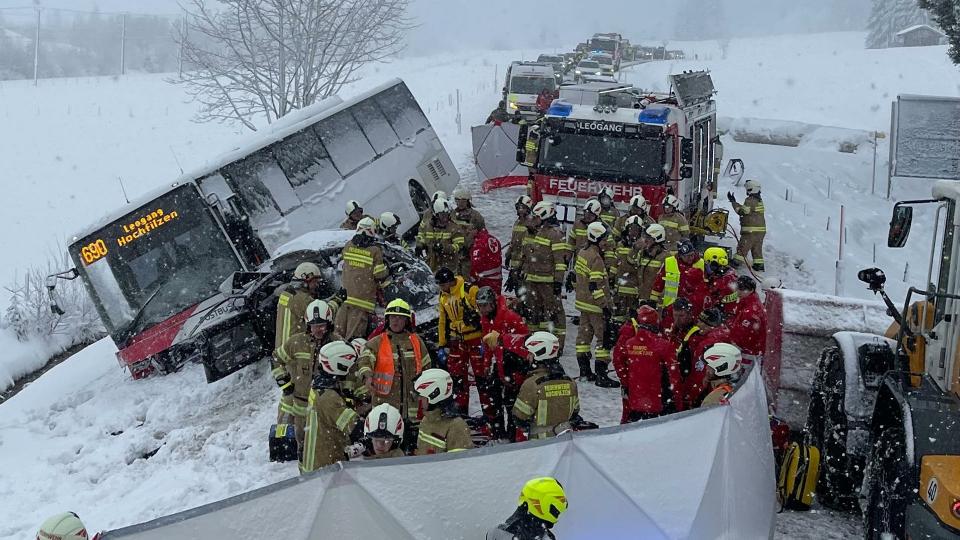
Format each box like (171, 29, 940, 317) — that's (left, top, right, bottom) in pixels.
(1, 30, 959, 539)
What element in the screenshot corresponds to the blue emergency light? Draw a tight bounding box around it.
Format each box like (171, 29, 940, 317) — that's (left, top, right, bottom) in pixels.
(547, 102, 573, 117)
(638, 108, 669, 124)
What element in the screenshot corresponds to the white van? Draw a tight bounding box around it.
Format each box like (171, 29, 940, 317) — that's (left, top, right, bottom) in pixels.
(504, 62, 557, 116)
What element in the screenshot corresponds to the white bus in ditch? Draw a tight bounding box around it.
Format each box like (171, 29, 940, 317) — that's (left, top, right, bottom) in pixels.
(52, 78, 459, 379)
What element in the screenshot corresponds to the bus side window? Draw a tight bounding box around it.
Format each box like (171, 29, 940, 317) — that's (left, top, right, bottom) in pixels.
(273, 130, 341, 192)
(352, 98, 400, 155)
(375, 83, 429, 140)
(315, 109, 376, 176)
(222, 154, 285, 229)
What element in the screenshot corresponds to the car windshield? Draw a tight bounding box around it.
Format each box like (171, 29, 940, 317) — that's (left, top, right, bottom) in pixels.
(578, 61, 600, 69)
(540, 132, 666, 185)
(510, 76, 556, 95)
(590, 39, 618, 53)
(593, 56, 613, 65)
(70, 184, 243, 340)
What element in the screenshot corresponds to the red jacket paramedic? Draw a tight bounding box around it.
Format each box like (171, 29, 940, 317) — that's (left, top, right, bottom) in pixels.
(470, 227, 503, 292)
(728, 275, 767, 366)
(612, 306, 684, 423)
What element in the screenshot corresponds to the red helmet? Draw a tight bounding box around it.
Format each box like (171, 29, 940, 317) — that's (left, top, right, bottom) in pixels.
(635, 305, 660, 327)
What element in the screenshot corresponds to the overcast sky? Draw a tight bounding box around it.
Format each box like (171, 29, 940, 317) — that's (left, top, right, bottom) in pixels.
(0, 0, 872, 54)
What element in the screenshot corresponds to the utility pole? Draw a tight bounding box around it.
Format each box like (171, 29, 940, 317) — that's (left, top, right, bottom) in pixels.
(120, 13, 127, 76)
(178, 10, 187, 78)
(33, 7, 41, 85)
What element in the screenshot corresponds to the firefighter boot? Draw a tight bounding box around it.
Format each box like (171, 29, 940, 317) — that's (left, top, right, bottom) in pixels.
(594, 360, 620, 388)
(576, 354, 596, 382)
(752, 262, 765, 272)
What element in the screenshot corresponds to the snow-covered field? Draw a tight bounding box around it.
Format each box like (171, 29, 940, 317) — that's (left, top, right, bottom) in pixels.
(2, 31, 959, 538)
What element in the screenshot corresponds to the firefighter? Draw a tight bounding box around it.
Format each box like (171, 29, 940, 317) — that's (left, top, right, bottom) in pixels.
(36, 512, 101, 540)
(477, 286, 530, 440)
(655, 240, 709, 326)
(657, 194, 690, 251)
(377, 211, 404, 247)
(574, 222, 620, 388)
(512, 332, 581, 440)
(523, 122, 541, 167)
(470, 225, 504, 292)
(363, 403, 405, 459)
(341, 200, 370, 230)
(486, 100, 511, 124)
(728, 179, 766, 271)
(703, 247, 740, 319)
(434, 267, 485, 415)
(417, 198, 466, 274)
(597, 186, 620, 228)
(414, 368, 474, 455)
(613, 194, 654, 239)
(486, 477, 568, 540)
(728, 275, 767, 370)
(505, 195, 533, 283)
(563, 198, 601, 293)
(273, 263, 322, 422)
(275, 300, 342, 450)
(334, 218, 391, 340)
(679, 307, 732, 409)
(696, 343, 743, 407)
(419, 190, 448, 225)
(452, 187, 486, 231)
(612, 305, 683, 422)
(638, 224, 669, 304)
(357, 299, 431, 429)
(300, 341, 365, 473)
(609, 215, 645, 325)
(518, 201, 569, 349)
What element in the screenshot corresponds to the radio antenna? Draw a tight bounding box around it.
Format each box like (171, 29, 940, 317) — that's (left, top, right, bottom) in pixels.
(117, 176, 130, 204)
(169, 146, 185, 175)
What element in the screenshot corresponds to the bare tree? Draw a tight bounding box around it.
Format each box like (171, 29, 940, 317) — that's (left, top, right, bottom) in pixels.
(174, 0, 412, 130)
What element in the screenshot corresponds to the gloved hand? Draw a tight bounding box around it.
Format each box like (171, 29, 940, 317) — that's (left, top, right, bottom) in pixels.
(726, 191, 736, 204)
(564, 272, 576, 293)
(602, 307, 613, 321)
(483, 331, 501, 349)
(436, 347, 449, 369)
(449, 320, 465, 334)
(505, 270, 519, 293)
(275, 372, 291, 389)
(553, 281, 563, 296)
(344, 442, 366, 459)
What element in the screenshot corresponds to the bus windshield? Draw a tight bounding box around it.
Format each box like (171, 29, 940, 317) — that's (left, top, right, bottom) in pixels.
(69, 184, 242, 341)
(539, 132, 666, 185)
(590, 39, 618, 54)
(510, 76, 556, 95)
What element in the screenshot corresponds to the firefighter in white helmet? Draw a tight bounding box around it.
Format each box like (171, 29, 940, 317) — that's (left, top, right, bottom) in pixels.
(518, 201, 570, 349)
(637, 223, 670, 303)
(420, 190, 448, 225)
(452, 187, 486, 279)
(341, 200, 371, 231)
(275, 299, 343, 450)
(573, 222, 619, 388)
(300, 340, 366, 473)
(377, 211, 404, 247)
(609, 215, 647, 325)
(696, 342, 743, 407)
(613, 194, 655, 238)
(334, 217, 391, 340)
(36, 512, 101, 540)
(727, 179, 766, 271)
(414, 368, 474, 455)
(506, 195, 534, 287)
(512, 332, 582, 440)
(597, 186, 620, 228)
(567, 199, 602, 254)
(272, 261, 324, 424)
(364, 403, 406, 459)
(416, 198, 466, 273)
(657, 194, 690, 252)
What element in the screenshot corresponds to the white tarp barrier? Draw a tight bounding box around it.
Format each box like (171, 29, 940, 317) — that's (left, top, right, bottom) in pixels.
(103, 369, 775, 540)
(472, 122, 528, 183)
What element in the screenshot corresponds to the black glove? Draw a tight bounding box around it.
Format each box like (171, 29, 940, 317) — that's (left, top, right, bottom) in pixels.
(726, 191, 736, 204)
(602, 307, 612, 321)
(564, 272, 576, 293)
(553, 281, 563, 296)
(275, 372, 291, 389)
(505, 270, 519, 293)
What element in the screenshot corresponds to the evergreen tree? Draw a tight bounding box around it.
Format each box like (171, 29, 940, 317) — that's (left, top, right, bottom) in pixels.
(866, 0, 933, 48)
(918, 0, 960, 63)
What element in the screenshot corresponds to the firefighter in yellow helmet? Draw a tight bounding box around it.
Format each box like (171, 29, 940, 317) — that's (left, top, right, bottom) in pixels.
(357, 299, 432, 434)
(36, 512, 101, 540)
(657, 194, 690, 252)
(413, 368, 474, 455)
(487, 477, 569, 540)
(573, 222, 619, 388)
(274, 299, 343, 450)
(727, 179, 766, 271)
(300, 341, 366, 473)
(335, 217, 391, 340)
(273, 262, 323, 423)
(512, 332, 581, 440)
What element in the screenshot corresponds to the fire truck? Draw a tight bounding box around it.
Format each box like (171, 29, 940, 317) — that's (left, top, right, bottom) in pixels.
(589, 33, 623, 71)
(516, 72, 726, 234)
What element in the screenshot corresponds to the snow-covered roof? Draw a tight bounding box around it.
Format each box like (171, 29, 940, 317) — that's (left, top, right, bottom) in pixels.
(272, 230, 355, 258)
(547, 102, 675, 126)
(932, 180, 960, 201)
(510, 64, 554, 77)
(896, 24, 945, 36)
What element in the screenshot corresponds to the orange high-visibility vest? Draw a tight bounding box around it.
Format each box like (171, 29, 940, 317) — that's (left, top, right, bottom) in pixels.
(372, 333, 424, 396)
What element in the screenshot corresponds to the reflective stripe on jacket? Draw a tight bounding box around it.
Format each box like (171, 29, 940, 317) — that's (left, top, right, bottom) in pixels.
(661, 256, 681, 307)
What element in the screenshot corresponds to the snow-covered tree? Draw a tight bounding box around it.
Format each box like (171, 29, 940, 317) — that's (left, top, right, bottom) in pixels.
(918, 0, 960, 63)
(866, 0, 933, 48)
(175, 0, 412, 130)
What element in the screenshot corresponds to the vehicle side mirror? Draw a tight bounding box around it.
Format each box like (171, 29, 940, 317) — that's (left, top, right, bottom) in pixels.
(888, 204, 913, 248)
(857, 268, 887, 292)
(231, 271, 263, 291)
(46, 268, 78, 316)
(680, 166, 694, 179)
(681, 139, 694, 165)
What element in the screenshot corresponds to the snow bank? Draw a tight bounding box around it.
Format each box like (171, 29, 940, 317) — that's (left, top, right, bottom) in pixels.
(101, 370, 775, 540)
(777, 288, 890, 336)
(721, 116, 872, 152)
(0, 329, 76, 393)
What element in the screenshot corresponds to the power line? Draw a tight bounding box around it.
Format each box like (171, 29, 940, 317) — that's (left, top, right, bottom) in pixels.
(0, 5, 180, 17)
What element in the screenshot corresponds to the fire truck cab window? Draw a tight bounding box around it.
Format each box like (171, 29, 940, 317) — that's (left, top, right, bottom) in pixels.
(540, 132, 665, 185)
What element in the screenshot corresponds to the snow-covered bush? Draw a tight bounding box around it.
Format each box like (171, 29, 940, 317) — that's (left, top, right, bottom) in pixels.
(2, 251, 103, 344)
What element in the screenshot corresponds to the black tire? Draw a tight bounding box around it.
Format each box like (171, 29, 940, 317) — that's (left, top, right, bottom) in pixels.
(805, 348, 833, 451)
(407, 180, 431, 242)
(863, 426, 908, 539)
(817, 354, 859, 511)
